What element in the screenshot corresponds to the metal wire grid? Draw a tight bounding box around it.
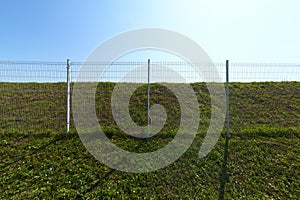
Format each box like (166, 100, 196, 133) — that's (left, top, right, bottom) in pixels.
(0, 62, 67, 132)
(228, 62, 300, 134)
(0, 61, 299, 134)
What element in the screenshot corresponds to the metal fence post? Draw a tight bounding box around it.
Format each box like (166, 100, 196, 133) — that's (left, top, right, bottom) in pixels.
(66, 59, 71, 136)
(226, 60, 230, 139)
(147, 59, 151, 139)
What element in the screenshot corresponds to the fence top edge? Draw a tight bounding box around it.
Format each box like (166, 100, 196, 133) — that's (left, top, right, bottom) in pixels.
(0, 60, 300, 66)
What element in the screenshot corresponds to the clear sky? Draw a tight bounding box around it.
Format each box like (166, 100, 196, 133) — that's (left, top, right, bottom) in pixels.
(0, 0, 300, 63)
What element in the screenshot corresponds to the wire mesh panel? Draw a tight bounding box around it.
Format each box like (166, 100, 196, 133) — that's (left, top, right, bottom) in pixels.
(1, 60, 299, 138)
(0, 61, 67, 133)
(229, 63, 300, 135)
(70, 61, 226, 152)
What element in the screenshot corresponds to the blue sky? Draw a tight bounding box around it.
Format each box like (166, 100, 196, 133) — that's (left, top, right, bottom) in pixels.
(0, 0, 300, 63)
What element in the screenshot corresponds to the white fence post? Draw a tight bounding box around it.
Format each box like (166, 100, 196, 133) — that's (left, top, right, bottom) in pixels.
(66, 59, 71, 136)
(226, 60, 230, 139)
(147, 59, 151, 139)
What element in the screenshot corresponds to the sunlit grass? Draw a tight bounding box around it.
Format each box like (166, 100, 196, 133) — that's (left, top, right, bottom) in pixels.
(0, 82, 299, 199)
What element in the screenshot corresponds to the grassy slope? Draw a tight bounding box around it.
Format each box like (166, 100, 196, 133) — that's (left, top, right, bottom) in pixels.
(0, 82, 299, 199)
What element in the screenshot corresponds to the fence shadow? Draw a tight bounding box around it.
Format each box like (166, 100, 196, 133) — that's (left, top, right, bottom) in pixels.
(218, 136, 230, 200)
(79, 168, 116, 197)
(1, 132, 68, 169)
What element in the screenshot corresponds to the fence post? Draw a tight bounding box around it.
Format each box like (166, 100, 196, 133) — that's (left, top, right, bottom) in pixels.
(66, 59, 71, 136)
(226, 60, 230, 139)
(147, 59, 151, 139)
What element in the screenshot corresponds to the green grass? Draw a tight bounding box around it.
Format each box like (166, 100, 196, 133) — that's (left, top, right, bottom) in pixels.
(0, 82, 299, 199)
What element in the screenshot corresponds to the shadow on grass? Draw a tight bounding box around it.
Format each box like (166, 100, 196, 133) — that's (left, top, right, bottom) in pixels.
(78, 168, 116, 198)
(1, 132, 68, 170)
(219, 136, 230, 200)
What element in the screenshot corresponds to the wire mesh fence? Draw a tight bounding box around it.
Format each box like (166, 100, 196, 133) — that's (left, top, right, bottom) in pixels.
(0, 61, 67, 133)
(0, 60, 299, 136)
(228, 62, 300, 135)
(70, 61, 223, 142)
